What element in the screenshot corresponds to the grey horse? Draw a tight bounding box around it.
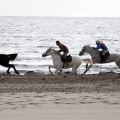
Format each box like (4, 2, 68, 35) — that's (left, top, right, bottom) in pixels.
(79, 45, 120, 75)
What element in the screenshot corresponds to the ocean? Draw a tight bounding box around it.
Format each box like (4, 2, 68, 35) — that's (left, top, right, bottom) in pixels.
(0, 16, 120, 75)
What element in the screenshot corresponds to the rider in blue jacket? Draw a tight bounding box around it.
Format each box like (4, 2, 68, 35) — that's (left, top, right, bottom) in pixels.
(94, 40, 109, 63)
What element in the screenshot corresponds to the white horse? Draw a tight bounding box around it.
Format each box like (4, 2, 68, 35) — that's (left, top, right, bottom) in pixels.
(42, 48, 83, 75)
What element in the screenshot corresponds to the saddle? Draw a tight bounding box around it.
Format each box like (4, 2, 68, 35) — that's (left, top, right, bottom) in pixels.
(61, 54, 72, 63)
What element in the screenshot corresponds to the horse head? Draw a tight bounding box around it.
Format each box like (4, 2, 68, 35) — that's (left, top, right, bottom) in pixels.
(42, 47, 52, 57)
(42, 47, 60, 57)
(79, 45, 92, 56)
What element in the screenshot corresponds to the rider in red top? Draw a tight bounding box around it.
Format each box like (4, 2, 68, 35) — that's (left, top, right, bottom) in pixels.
(56, 41, 69, 67)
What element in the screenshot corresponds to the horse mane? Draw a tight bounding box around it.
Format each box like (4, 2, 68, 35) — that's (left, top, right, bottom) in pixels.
(84, 45, 90, 47)
(51, 48, 61, 56)
(85, 45, 100, 52)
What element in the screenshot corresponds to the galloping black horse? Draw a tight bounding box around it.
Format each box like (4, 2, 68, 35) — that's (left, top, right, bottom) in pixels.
(0, 53, 19, 74)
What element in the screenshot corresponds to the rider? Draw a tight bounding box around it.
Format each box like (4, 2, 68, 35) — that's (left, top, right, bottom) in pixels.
(93, 40, 109, 63)
(56, 41, 69, 67)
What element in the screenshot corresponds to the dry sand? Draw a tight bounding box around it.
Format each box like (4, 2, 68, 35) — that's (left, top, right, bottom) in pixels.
(0, 72, 120, 120)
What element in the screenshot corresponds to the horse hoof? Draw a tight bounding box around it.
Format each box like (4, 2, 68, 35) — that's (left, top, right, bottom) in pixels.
(7, 71, 10, 74)
(51, 72, 53, 75)
(16, 71, 19, 75)
(63, 75, 66, 78)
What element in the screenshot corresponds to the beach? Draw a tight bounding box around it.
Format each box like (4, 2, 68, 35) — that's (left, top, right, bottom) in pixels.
(0, 15, 120, 120)
(0, 72, 120, 120)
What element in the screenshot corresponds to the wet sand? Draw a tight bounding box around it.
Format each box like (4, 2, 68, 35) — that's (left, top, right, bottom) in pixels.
(0, 72, 120, 93)
(0, 72, 120, 120)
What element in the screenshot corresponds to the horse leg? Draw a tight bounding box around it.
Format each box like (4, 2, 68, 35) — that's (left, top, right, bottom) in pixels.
(116, 61, 120, 68)
(12, 65, 19, 75)
(55, 67, 61, 74)
(71, 66, 78, 80)
(7, 67, 11, 74)
(49, 65, 57, 74)
(116, 61, 120, 77)
(83, 65, 92, 75)
(83, 58, 93, 75)
(2, 64, 11, 74)
(5, 64, 19, 75)
(75, 67, 79, 76)
(72, 66, 78, 76)
(86, 63, 88, 69)
(60, 70, 63, 73)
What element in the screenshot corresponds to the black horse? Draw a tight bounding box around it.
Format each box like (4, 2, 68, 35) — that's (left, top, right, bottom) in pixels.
(0, 53, 19, 74)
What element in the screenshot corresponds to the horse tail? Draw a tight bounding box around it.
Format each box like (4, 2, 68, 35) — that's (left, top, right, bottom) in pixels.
(8, 53, 18, 61)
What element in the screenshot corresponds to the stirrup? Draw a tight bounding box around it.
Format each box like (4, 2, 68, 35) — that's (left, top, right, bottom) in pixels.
(101, 59, 105, 63)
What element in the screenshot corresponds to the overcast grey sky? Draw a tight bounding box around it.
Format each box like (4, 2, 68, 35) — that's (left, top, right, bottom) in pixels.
(0, 0, 120, 17)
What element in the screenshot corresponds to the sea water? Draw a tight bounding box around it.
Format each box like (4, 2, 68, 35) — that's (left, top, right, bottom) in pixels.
(0, 16, 120, 74)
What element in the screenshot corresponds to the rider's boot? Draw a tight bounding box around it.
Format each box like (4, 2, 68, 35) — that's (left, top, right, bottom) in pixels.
(65, 58, 69, 67)
(101, 55, 106, 63)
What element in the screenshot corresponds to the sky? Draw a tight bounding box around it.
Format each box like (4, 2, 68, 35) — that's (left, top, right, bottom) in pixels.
(0, 0, 120, 17)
